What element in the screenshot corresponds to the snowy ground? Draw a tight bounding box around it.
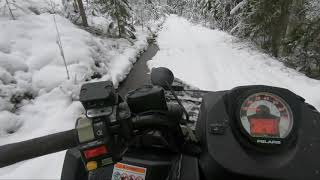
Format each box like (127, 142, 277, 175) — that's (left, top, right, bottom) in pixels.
(0, 1, 161, 178)
(148, 15, 320, 111)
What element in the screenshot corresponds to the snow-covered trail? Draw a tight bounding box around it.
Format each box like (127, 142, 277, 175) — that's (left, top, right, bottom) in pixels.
(148, 15, 320, 110)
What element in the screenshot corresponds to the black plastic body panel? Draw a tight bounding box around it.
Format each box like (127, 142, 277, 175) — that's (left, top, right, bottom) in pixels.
(196, 91, 231, 179)
(180, 155, 201, 180)
(196, 86, 320, 180)
(62, 148, 173, 180)
(61, 148, 88, 180)
(90, 148, 174, 180)
(62, 148, 201, 180)
(91, 153, 202, 180)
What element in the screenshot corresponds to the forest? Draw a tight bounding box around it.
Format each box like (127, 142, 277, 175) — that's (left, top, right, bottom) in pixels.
(2, 0, 319, 77)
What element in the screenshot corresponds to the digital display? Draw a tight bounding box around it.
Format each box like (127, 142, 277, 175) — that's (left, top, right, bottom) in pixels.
(249, 118, 279, 136)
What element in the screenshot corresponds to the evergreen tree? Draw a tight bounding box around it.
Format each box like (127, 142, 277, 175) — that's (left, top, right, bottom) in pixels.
(283, 0, 320, 75)
(130, 0, 146, 29)
(95, 0, 136, 40)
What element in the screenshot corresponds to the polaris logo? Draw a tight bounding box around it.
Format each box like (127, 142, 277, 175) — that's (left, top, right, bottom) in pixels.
(256, 139, 281, 145)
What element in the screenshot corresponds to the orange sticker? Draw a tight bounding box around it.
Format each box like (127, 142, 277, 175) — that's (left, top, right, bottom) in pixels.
(114, 163, 146, 174)
(112, 163, 147, 180)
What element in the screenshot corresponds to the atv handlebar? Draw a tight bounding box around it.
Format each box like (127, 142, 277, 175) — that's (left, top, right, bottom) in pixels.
(0, 129, 78, 168)
(0, 111, 182, 168)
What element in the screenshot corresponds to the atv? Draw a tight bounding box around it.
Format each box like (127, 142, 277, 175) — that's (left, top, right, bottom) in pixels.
(0, 67, 319, 180)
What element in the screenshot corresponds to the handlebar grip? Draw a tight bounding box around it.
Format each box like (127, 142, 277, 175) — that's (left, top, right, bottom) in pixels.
(0, 129, 78, 168)
(132, 114, 180, 130)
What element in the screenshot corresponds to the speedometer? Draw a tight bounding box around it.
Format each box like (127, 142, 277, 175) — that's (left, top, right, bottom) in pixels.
(239, 92, 294, 139)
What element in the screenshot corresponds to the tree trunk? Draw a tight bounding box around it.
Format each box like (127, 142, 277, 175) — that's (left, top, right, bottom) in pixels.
(115, 0, 122, 38)
(282, 0, 305, 57)
(141, 10, 144, 30)
(271, 0, 293, 57)
(76, 0, 88, 27)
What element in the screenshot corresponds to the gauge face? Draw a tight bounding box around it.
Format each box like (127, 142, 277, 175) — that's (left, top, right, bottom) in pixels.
(239, 92, 293, 139)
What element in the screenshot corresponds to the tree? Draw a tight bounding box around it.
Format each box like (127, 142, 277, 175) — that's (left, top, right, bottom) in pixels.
(271, 0, 293, 57)
(131, 0, 146, 29)
(283, 0, 320, 75)
(76, 0, 88, 26)
(96, 0, 136, 40)
(62, 0, 83, 24)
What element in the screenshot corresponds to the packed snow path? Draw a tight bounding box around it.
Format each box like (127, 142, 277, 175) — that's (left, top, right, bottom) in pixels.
(148, 15, 320, 111)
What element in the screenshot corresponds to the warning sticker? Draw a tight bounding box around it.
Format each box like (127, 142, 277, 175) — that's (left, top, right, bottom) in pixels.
(112, 163, 147, 180)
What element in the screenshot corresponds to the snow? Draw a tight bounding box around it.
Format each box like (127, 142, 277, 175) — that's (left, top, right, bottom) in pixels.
(0, 151, 67, 179)
(0, 0, 62, 18)
(0, 1, 157, 178)
(148, 15, 320, 111)
(0, 55, 28, 74)
(0, 12, 149, 111)
(0, 111, 21, 135)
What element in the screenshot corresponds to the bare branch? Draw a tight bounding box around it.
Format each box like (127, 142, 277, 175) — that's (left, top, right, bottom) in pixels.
(5, 0, 15, 20)
(50, 0, 71, 80)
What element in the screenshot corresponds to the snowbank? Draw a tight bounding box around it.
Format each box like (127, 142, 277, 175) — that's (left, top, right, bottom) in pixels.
(0, 0, 62, 18)
(148, 15, 320, 111)
(0, 13, 149, 112)
(0, 12, 151, 179)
